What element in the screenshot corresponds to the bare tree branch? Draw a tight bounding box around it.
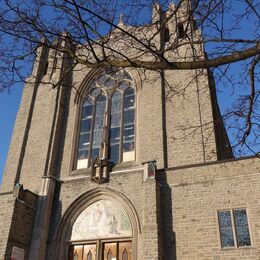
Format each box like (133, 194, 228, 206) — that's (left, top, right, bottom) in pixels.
(0, 0, 259, 156)
(241, 54, 260, 143)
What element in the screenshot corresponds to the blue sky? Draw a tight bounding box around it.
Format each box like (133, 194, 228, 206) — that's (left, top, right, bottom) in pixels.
(0, 86, 23, 183)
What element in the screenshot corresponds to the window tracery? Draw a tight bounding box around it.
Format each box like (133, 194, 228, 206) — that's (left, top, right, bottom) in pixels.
(76, 68, 136, 169)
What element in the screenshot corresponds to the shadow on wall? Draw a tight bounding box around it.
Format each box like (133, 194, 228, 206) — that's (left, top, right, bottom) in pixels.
(3, 185, 38, 260)
(157, 171, 176, 260)
(46, 181, 63, 259)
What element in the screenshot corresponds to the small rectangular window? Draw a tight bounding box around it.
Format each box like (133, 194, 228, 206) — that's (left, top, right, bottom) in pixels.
(218, 211, 235, 248)
(218, 209, 251, 249)
(233, 209, 251, 247)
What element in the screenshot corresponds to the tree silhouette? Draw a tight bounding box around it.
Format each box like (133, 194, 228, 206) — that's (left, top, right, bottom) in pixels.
(0, 0, 259, 155)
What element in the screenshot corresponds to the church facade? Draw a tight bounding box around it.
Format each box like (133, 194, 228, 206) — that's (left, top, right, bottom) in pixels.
(0, 3, 260, 260)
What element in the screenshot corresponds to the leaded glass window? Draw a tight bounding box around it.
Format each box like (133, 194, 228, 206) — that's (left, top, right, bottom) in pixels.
(234, 209, 251, 246)
(109, 91, 122, 163)
(123, 88, 135, 162)
(218, 209, 251, 249)
(218, 211, 235, 248)
(92, 94, 106, 159)
(76, 69, 136, 169)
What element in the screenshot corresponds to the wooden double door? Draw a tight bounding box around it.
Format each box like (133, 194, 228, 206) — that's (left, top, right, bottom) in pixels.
(69, 240, 132, 260)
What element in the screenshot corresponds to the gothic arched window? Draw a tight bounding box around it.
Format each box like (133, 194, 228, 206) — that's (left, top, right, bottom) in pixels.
(76, 69, 136, 169)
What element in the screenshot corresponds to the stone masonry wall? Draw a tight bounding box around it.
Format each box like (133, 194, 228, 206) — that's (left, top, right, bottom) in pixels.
(0, 83, 36, 193)
(0, 5, 253, 260)
(159, 157, 260, 260)
(165, 69, 218, 168)
(46, 167, 160, 260)
(0, 188, 37, 260)
(6, 189, 37, 259)
(1, 44, 49, 194)
(0, 193, 15, 259)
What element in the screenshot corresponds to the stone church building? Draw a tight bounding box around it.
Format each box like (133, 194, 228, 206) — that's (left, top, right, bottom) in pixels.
(0, 2, 259, 260)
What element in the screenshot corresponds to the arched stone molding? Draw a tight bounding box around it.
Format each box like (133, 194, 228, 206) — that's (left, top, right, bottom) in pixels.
(70, 67, 142, 172)
(55, 187, 141, 260)
(74, 67, 142, 105)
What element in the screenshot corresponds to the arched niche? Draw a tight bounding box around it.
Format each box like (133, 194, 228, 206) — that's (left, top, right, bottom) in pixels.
(70, 199, 132, 241)
(55, 188, 140, 260)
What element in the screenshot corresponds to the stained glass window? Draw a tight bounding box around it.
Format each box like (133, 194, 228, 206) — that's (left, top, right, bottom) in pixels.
(218, 211, 235, 248)
(218, 209, 251, 249)
(122, 88, 135, 162)
(234, 209, 251, 246)
(77, 99, 93, 169)
(109, 91, 122, 163)
(76, 69, 136, 169)
(92, 95, 106, 159)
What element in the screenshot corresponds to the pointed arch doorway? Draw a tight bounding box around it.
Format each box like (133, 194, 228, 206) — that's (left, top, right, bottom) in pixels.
(68, 199, 134, 260)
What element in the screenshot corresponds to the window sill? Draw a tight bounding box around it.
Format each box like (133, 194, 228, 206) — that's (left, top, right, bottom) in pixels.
(64, 162, 143, 183)
(70, 161, 141, 177)
(111, 160, 138, 171)
(221, 246, 254, 251)
(72, 161, 138, 174)
(70, 167, 92, 177)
